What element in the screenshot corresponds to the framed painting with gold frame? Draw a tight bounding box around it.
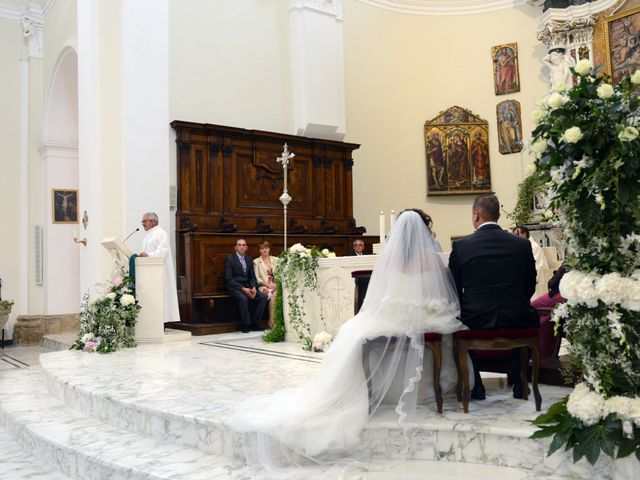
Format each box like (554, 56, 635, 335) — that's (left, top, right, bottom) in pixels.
(52, 189, 78, 224)
(604, 7, 640, 84)
(491, 42, 520, 95)
(424, 106, 492, 196)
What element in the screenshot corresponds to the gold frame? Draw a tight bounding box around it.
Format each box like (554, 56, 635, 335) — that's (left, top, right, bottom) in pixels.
(52, 189, 79, 224)
(604, 6, 640, 83)
(491, 42, 520, 95)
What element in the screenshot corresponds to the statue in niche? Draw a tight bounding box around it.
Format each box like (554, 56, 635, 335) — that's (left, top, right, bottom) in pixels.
(543, 48, 575, 91)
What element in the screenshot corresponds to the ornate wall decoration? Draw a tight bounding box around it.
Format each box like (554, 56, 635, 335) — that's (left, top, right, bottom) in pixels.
(491, 43, 521, 95)
(496, 99, 523, 154)
(424, 106, 492, 196)
(604, 6, 640, 84)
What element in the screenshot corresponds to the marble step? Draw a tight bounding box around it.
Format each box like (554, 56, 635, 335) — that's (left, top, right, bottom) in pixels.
(42, 333, 77, 351)
(0, 424, 72, 479)
(0, 368, 259, 480)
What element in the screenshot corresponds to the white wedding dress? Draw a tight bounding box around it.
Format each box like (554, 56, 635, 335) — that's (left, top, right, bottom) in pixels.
(230, 211, 471, 477)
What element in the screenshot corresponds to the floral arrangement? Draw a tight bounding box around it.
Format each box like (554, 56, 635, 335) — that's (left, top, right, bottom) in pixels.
(528, 60, 640, 464)
(0, 299, 14, 310)
(263, 243, 335, 350)
(70, 270, 141, 353)
(312, 331, 333, 352)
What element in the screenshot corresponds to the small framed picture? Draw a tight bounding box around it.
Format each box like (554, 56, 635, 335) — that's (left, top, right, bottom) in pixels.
(52, 189, 79, 224)
(492, 43, 520, 95)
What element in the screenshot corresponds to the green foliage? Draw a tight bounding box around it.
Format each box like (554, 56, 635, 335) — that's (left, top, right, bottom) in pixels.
(508, 173, 542, 227)
(531, 398, 640, 465)
(262, 278, 284, 343)
(70, 269, 141, 353)
(0, 299, 14, 310)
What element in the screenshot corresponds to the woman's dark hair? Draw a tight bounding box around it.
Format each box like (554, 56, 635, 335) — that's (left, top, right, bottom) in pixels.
(548, 264, 566, 297)
(400, 208, 433, 231)
(258, 240, 271, 249)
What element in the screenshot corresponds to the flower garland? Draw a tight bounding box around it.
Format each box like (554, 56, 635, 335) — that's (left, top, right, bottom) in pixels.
(70, 269, 141, 353)
(270, 243, 335, 350)
(529, 60, 640, 464)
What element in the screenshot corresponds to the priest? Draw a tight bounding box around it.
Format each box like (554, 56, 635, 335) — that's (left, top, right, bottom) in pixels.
(139, 212, 181, 323)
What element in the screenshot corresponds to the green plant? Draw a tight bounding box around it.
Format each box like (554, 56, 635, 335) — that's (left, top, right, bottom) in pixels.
(508, 173, 542, 227)
(262, 278, 284, 343)
(70, 269, 141, 353)
(528, 60, 640, 464)
(0, 300, 14, 310)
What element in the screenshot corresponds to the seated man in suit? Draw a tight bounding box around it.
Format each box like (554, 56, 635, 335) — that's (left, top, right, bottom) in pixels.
(449, 194, 539, 399)
(224, 238, 267, 333)
(348, 239, 365, 256)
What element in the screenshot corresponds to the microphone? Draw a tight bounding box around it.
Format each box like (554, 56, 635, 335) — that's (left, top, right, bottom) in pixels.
(123, 228, 140, 244)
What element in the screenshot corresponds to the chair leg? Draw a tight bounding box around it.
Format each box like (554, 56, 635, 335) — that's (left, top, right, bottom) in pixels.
(457, 341, 470, 413)
(529, 340, 542, 411)
(427, 341, 443, 414)
(520, 346, 529, 401)
(454, 342, 462, 402)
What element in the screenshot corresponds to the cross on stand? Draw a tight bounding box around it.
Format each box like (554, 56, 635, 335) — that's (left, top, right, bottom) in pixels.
(277, 143, 295, 250)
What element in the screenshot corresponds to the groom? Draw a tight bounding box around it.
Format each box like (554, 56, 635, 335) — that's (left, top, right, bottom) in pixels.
(448, 194, 539, 399)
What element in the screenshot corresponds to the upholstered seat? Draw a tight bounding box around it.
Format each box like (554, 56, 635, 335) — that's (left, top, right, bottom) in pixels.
(362, 333, 444, 413)
(453, 328, 542, 413)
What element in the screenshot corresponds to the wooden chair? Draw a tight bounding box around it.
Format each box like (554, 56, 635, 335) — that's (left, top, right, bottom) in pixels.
(453, 328, 542, 413)
(362, 333, 444, 413)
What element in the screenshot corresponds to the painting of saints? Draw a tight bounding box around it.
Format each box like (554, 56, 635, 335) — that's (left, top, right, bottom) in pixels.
(470, 131, 491, 188)
(606, 9, 640, 84)
(492, 44, 520, 95)
(426, 132, 447, 191)
(447, 132, 471, 190)
(497, 100, 523, 154)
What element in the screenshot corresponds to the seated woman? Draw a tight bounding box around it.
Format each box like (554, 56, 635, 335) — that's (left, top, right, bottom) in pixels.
(531, 264, 566, 359)
(253, 241, 279, 328)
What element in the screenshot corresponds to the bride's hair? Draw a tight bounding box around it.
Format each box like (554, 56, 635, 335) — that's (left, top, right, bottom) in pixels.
(400, 208, 433, 231)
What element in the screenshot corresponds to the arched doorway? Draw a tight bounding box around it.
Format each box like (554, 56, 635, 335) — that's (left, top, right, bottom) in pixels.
(41, 46, 79, 314)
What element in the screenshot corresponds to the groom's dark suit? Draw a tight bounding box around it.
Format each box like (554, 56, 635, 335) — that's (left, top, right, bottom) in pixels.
(448, 223, 539, 330)
(224, 253, 267, 332)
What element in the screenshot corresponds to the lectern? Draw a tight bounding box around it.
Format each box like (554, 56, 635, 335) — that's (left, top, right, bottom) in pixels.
(100, 237, 191, 343)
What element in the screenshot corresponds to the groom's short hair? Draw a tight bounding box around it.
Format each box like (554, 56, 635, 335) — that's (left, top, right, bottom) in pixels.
(472, 194, 500, 222)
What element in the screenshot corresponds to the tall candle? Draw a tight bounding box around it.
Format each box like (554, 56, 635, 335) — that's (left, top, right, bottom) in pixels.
(379, 210, 385, 244)
(389, 210, 396, 231)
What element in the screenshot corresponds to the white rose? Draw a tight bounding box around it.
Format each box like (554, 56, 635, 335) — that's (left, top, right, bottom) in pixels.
(531, 109, 546, 125)
(547, 92, 568, 109)
(327, 252, 336, 258)
(605, 396, 635, 421)
(552, 82, 570, 93)
(567, 383, 604, 426)
(289, 243, 305, 254)
(596, 83, 614, 99)
(530, 138, 548, 156)
(574, 59, 593, 76)
(628, 398, 640, 427)
(561, 126, 583, 144)
(631, 69, 640, 85)
(81, 333, 95, 342)
(321, 248, 329, 256)
(120, 293, 135, 307)
(595, 273, 631, 305)
(618, 126, 639, 142)
(526, 163, 537, 176)
(105, 292, 116, 301)
(622, 280, 640, 311)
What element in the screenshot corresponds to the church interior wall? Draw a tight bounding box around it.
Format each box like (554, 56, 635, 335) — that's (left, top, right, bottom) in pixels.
(343, 1, 546, 250)
(0, 17, 24, 337)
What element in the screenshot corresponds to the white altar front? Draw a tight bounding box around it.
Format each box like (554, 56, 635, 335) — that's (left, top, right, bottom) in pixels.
(283, 255, 377, 342)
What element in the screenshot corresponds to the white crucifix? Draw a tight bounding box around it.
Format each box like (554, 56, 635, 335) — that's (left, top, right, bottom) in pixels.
(277, 143, 295, 249)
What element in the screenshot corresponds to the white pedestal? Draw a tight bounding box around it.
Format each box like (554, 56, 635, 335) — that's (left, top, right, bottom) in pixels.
(134, 256, 190, 343)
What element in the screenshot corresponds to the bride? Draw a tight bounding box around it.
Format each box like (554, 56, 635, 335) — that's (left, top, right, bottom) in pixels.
(230, 210, 471, 475)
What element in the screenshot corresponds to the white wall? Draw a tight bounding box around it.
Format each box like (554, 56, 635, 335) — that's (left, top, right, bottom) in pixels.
(343, 2, 546, 250)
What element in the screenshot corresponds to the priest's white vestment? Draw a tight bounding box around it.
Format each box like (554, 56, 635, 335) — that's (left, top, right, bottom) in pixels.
(141, 226, 181, 323)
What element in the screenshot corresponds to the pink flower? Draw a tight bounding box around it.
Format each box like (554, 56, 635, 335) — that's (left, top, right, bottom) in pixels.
(83, 341, 97, 351)
(113, 276, 123, 287)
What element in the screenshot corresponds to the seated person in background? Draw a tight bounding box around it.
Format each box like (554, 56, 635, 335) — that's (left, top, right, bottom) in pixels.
(432, 231, 443, 253)
(254, 241, 279, 329)
(224, 239, 267, 333)
(531, 264, 567, 359)
(348, 239, 365, 256)
(449, 194, 539, 399)
(514, 226, 549, 290)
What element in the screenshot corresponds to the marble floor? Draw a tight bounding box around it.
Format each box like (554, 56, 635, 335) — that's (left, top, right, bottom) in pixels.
(0, 334, 623, 479)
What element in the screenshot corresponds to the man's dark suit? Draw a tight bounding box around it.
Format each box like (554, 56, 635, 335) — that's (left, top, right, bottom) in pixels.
(224, 253, 267, 332)
(448, 224, 539, 330)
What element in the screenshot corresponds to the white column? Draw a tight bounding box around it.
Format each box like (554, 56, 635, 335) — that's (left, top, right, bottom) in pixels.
(122, 0, 170, 250)
(289, 0, 346, 140)
(18, 58, 29, 315)
(77, 0, 103, 296)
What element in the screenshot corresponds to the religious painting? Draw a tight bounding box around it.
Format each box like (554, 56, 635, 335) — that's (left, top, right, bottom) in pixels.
(52, 189, 78, 224)
(605, 7, 640, 84)
(492, 43, 520, 95)
(496, 99, 523, 154)
(424, 106, 492, 196)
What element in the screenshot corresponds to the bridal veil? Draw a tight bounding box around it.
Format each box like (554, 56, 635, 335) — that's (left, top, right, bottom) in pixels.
(230, 210, 468, 476)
